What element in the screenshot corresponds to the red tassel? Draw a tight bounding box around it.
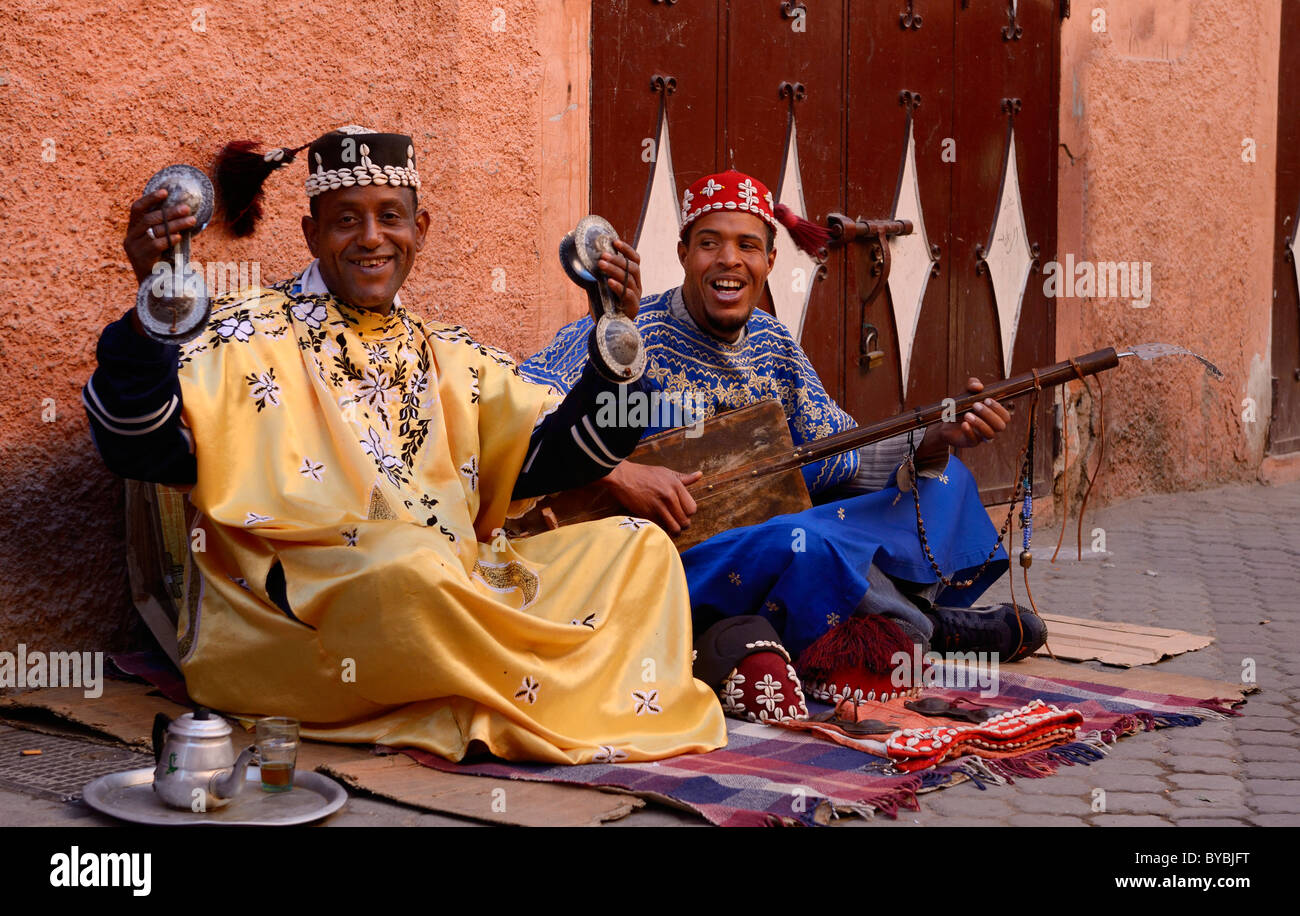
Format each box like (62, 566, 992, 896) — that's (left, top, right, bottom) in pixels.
(795, 614, 914, 680)
(774, 203, 831, 260)
(213, 139, 302, 237)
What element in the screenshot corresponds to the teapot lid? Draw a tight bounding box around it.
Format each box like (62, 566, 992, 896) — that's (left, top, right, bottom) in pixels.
(170, 707, 233, 739)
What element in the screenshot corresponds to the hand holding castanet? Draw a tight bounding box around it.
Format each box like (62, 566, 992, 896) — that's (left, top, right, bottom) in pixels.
(559, 215, 646, 382)
(130, 164, 215, 344)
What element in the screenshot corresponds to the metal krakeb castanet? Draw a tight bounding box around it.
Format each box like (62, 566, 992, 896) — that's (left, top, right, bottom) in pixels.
(134, 164, 215, 345)
(559, 215, 646, 383)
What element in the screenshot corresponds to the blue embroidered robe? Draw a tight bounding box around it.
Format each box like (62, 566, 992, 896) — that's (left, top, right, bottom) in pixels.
(520, 288, 1008, 656)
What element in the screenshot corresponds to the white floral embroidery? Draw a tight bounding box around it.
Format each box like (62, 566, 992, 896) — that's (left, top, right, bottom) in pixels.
(737, 178, 759, 208)
(515, 675, 540, 704)
(720, 670, 746, 712)
(754, 673, 785, 711)
(699, 178, 723, 198)
(360, 427, 404, 486)
(290, 300, 328, 329)
(362, 341, 390, 363)
(354, 366, 390, 407)
(244, 512, 271, 526)
(217, 316, 255, 342)
(248, 371, 280, 408)
(632, 689, 661, 716)
(460, 456, 479, 492)
(593, 745, 628, 764)
(299, 458, 325, 481)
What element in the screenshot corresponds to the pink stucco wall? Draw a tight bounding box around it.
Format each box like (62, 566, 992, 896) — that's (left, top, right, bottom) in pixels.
(2, 0, 1288, 651)
(1055, 0, 1280, 505)
(0, 1, 589, 650)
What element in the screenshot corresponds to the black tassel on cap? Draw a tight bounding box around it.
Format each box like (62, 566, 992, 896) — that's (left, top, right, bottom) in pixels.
(213, 139, 306, 237)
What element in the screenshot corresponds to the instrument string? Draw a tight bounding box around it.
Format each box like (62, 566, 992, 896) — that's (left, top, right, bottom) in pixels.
(1075, 372, 1106, 561)
(1051, 357, 1087, 563)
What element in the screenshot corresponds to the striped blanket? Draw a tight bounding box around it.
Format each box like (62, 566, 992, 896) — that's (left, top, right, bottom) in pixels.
(391, 667, 1237, 826)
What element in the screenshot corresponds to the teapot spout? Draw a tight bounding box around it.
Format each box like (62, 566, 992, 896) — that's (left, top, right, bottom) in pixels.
(210, 745, 258, 801)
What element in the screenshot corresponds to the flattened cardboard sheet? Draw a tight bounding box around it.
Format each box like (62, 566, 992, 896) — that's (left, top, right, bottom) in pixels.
(319, 755, 644, 827)
(1011, 656, 1253, 701)
(1032, 613, 1213, 667)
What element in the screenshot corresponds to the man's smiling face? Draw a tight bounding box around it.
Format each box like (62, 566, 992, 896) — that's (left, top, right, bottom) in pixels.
(677, 211, 776, 342)
(302, 185, 430, 313)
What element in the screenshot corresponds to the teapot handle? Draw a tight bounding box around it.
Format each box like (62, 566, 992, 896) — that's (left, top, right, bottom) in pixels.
(152, 712, 172, 764)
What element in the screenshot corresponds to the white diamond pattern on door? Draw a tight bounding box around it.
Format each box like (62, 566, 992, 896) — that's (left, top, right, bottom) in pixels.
(634, 109, 686, 299)
(887, 119, 933, 393)
(770, 117, 819, 342)
(981, 126, 1034, 377)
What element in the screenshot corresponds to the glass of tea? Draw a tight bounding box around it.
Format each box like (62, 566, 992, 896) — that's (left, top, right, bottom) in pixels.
(255, 717, 300, 793)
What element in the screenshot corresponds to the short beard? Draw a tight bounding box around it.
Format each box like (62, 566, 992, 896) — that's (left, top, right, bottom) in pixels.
(703, 310, 749, 339)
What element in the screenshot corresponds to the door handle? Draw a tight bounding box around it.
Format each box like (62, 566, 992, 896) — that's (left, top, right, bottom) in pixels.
(826, 214, 913, 371)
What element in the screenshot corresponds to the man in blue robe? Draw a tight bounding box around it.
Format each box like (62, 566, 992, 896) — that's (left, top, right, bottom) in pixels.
(521, 170, 1046, 711)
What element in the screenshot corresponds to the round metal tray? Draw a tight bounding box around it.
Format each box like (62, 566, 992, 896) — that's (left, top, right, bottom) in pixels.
(82, 766, 347, 826)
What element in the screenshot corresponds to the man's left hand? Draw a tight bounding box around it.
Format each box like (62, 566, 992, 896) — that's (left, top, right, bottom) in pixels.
(598, 239, 642, 319)
(934, 377, 1012, 448)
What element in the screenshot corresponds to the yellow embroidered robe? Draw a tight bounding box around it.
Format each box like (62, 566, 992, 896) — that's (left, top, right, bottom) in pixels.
(173, 282, 726, 764)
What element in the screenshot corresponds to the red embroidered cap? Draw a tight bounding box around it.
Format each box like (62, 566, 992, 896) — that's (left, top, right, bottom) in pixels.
(680, 169, 830, 258)
(680, 170, 778, 234)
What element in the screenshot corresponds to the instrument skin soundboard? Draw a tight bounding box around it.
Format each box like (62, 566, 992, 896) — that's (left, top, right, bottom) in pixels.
(509, 399, 812, 551)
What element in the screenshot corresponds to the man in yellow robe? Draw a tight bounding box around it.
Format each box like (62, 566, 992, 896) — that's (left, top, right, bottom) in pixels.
(83, 126, 725, 764)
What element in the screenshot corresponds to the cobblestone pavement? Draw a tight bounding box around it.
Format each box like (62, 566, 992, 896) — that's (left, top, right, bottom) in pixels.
(868, 478, 1300, 828)
(0, 480, 1295, 827)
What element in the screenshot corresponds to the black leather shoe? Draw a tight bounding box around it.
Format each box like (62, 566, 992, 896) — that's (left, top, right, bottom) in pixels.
(926, 603, 1047, 662)
(890, 617, 930, 656)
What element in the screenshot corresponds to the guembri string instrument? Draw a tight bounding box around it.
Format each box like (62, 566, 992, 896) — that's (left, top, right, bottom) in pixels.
(511, 341, 1223, 551)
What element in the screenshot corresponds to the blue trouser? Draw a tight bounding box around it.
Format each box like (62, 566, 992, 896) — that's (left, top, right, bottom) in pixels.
(682, 455, 1008, 657)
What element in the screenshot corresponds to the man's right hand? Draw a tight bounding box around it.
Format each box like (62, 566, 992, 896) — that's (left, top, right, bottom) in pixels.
(125, 189, 197, 285)
(598, 461, 702, 535)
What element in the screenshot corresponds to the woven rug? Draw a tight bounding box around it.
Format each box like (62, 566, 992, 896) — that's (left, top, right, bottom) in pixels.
(390, 668, 1241, 826)
(108, 650, 1241, 826)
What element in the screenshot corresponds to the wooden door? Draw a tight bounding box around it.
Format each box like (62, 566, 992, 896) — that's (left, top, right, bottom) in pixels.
(948, 0, 1059, 500)
(1270, 0, 1300, 456)
(591, 0, 1062, 499)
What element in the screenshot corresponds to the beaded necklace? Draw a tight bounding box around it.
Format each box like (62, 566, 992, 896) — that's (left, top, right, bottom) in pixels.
(903, 382, 1042, 588)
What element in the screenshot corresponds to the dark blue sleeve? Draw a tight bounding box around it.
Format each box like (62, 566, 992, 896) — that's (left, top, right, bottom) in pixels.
(512, 333, 651, 500)
(81, 309, 197, 485)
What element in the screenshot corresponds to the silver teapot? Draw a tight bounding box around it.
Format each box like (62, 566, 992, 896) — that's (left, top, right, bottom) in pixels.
(151, 708, 257, 811)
